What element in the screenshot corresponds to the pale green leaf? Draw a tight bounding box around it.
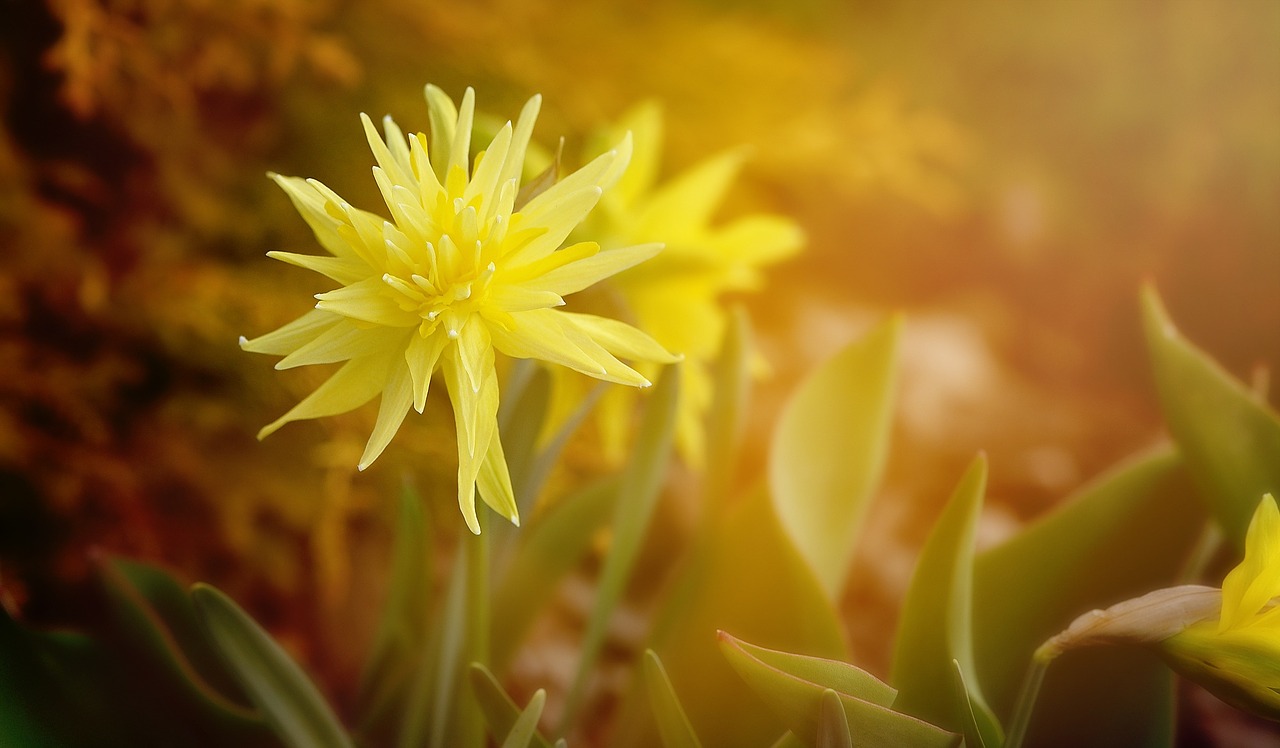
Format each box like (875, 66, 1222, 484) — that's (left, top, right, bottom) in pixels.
(973, 446, 1205, 747)
(769, 315, 900, 598)
(643, 650, 703, 748)
(949, 661, 988, 748)
(1141, 285, 1280, 547)
(718, 631, 960, 748)
(891, 456, 1003, 746)
(190, 584, 354, 748)
(501, 690, 546, 748)
(704, 307, 751, 514)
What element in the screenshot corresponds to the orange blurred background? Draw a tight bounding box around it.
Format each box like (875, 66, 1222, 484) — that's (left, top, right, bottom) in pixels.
(1, 0, 1278, 729)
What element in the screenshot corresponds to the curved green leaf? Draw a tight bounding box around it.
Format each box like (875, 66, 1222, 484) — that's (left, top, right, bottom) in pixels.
(719, 634, 896, 708)
(191, 584, 353, 748)
(973, 446, 1205, 747)
(643, 650, 703, 748)
(949, 660, 988, 748)
(891, 455, 1003, 747)
(704, 307, 752, 514)
(468, 664, 553, 748)
(719, 631, 960, 748)
(818, 689, 853, 748)
(769, 315, 900, 599)
(1141, 285, 1280, 547)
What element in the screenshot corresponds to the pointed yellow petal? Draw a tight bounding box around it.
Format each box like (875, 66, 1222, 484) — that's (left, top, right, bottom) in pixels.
(424, 84, 458, 181)
(465, 123, 512, 212)
(491, 309, 649, 387)
(606, 101, 662, 207)
(241, 309, 340, 356)
(485, 284, 564, 313)
(478, 430, 519, 526)
(1222, 495, 1280, 630)
(315, 278, 419, 327)
(450, 87, 476, 178)
(638, 149, 744, 237)
(269, 174, 358, 260)
(560, 311, 680, 364)
(406, 331, 447, 413)
(534, 242, 662, 296)
(361, 112, 414, 191)
(501, 94, 542, 189)
(442, 342, 499, 534)
(266, 251, 370, 286)
(258, 353, 392, 439)
(276, 321, 409, 370)
(382, 115, 413, 179)
(505, 188, 603, 267)
(358, 362, 414, 470)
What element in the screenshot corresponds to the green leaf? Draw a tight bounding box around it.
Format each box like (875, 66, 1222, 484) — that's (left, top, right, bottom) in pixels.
(769, 315, 900, 599)
(770, 733, 807, 748)
(949, 661, 988, 748)
(817, 689, 853, 748)
(98, 557, 258, 722)
(560, 364, 680, 729)
(718, 631, 960, 748)
(191, 584, 354, 748)
(490, 477, 619, 671)
(501, 690, 547, 748)
(356, 483, 432, 739)
(891, 455, 1003, 747)
(972, 446, 1205, 747)
(719, 634, 896, 708)
(468, 664, 553, 748)
(612, 487, 846, 748)
(643, 650, 703, 748)
(704, 307, 752, 513)
(1141, 285, 1280, 547)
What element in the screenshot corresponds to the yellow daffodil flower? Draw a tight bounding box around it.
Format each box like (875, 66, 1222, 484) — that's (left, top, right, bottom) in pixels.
(242, 86, 677, 534)
(561, 101, 803, 466)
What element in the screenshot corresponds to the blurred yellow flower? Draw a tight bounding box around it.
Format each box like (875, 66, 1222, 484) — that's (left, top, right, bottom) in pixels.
(242, 85, 677, 533)
(567, 102, 803, 465)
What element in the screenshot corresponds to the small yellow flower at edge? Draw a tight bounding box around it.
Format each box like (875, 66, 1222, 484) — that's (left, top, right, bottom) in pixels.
(1042, 494, 1280, 721)
(241, 86, 678, 534)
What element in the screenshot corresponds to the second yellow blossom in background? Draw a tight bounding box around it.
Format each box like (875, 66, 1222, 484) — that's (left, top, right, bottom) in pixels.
(242, 86, 677, 534)
(566, 102, 804, 466)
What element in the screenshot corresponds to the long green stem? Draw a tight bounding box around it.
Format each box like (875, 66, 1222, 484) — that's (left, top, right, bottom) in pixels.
(461, 522, 491, 748)
(1005, 647, 1054, 748)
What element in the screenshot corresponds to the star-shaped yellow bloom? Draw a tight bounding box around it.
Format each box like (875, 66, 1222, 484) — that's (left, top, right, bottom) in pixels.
(242, 86, 677, 533)
(562, 101, 803, 465)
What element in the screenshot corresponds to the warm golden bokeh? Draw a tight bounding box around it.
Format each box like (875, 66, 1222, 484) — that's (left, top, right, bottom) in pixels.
(2, 0, 1278, 742)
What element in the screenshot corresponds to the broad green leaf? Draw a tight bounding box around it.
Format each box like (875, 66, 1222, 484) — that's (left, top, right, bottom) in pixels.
(1141, 285, 1280, 547)
(769, 315, 901, 598)
(891, 456, 1003, 747)
(356, 484, 432, 740)
(501, 690, 547, 748)
(718, 631, 960, 748)
(98, 557, 258, 722)
(613, 487, 847, 748)
(561, 364, 679, 729)
(973, 447, 1205, 747)
(468, 664, 553, 748)
(704, 307, 752, 514)
(491, 477, 619, 671)
(191, 584, 354, 748)
(817, 689, 853, 748)
(643, 650, 703, 748)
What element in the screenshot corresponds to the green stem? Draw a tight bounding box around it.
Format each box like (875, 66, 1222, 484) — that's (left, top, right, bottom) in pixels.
(462, 522, 491, 748)
(1005, 646, 1055, 748)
